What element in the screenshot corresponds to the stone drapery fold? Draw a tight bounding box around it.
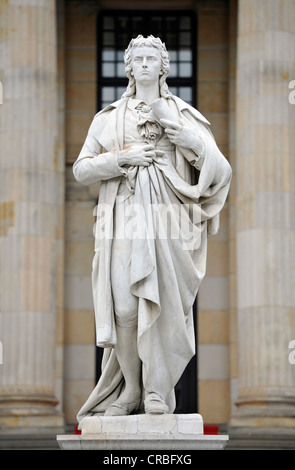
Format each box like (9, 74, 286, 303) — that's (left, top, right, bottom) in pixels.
(73, 96, 231, 421)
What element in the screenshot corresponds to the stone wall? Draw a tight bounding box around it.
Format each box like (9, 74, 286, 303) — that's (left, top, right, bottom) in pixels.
(196, 0, 232, 424)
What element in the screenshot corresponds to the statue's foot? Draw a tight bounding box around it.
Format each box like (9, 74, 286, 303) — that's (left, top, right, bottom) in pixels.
(104, 395, 141, 416)
(144, 392, 169, 414)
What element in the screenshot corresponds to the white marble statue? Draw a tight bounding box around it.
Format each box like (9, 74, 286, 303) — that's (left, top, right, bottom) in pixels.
(73, 35, 231, 422)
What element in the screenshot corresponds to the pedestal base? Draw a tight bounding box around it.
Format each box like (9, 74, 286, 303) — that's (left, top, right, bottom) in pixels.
(57, 414, 229, 450)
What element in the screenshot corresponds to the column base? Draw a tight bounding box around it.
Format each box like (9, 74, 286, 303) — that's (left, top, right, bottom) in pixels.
(0, 414, 64, 429)
(57, 414, 229, 450)
(230, 415, 295, 428)
(228, 426, 295, 450)
(230, 397, 295, 428)
(228, 399, 295, 449)
(0, 395, 64, 429)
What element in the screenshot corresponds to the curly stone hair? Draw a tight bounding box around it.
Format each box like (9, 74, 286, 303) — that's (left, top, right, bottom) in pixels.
(121, 35, 172, 99)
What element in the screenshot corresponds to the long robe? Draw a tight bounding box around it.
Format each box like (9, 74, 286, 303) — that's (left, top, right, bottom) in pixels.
(73, 95, 232, 423)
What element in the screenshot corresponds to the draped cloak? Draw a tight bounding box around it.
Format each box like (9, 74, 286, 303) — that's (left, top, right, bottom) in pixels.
(73, 96, 232, 423)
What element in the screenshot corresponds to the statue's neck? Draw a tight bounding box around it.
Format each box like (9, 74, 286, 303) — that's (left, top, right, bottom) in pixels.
(134, 81, 160, 105)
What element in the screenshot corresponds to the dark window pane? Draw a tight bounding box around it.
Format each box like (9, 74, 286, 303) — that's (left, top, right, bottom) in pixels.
(103, 32, 115, 46)
(180, 32, 191, 46)
(118, 17, 129, 29)
(169, 50, 177, 61)
(102, 62, 115, 77)
(166, 17, 178, 32)
(116, 50, 125, 61)
(169, 63, 177, 77)
(102, 87, 115, 102)
(179, 62, 192, 77)
(132, 16, 143, 32)
(116, 86, 128, 99)
(103, 16, 114, 29)
(180, 16, 191, 30)
(151, 16, 162, 33)
(117, 62, 126, 77)
(118, 32, 129, 48)
(179, 87, 192, 103)
(166, 33, 177, 48)
(102, 49, 115, 61)
(169, 86, 177, 96)
(179, 49, 192, 61)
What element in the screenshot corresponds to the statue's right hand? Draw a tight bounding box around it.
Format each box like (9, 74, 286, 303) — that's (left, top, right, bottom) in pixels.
(117, 144, 156, 167)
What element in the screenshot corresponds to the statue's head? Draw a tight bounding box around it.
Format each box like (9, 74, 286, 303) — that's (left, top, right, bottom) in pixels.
(122, 35, 172, 99)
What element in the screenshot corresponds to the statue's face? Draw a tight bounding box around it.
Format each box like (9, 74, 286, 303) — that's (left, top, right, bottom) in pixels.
(131, 46, 162, 84)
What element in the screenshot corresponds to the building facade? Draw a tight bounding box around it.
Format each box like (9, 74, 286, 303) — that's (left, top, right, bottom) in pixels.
(0, 0, 295, 449)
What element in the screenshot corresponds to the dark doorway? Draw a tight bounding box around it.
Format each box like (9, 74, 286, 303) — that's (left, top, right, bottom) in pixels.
(95, 9, 198, 414)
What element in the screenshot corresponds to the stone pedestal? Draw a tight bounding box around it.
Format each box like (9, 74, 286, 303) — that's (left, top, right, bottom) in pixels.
(57, 414, 229, 450)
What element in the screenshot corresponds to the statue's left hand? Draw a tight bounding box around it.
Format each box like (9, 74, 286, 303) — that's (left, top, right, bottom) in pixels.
(161, 119, 201, 150)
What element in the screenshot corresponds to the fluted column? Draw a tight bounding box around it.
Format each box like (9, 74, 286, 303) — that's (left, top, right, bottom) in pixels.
(231, 0, 295, 427)
(0, 0, 63, 428)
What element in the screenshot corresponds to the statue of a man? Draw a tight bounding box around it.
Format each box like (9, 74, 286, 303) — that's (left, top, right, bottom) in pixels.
(73, 35, 231, 421)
